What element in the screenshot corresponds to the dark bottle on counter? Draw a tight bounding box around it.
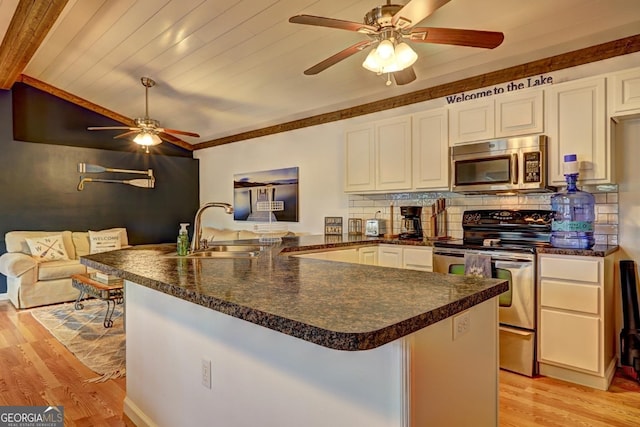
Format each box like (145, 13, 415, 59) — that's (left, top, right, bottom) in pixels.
(550, 154, 595, 249)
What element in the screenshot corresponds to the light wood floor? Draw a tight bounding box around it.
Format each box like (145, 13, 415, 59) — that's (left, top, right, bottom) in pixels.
(1, 299, 640, 427)
(0, 300, 129, 426)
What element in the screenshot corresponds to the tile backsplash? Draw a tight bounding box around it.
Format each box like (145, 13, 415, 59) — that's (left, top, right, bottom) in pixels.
(348, 185, 618, 245)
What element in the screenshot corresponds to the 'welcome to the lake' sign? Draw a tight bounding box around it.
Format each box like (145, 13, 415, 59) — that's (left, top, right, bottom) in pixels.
(446, 74, 553, 104)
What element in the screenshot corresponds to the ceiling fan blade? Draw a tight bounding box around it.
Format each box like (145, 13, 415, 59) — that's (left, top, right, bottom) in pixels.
(409, 27, 504, 49)
(392, 0, 451, 29)
(393, 67, 417, 86)
(113, 130, 139, 139)
(289, 14, 377, 34)
(160, 128, 200, 138)
(88, 126, 136, 131)
(157, 132, 179, 143)
(304, 40, 374, 75)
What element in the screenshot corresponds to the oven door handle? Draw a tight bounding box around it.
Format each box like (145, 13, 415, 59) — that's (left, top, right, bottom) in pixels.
(499, 326, 532, 336)
(435, 251, 533, 263)
(494, 261, 533, 268)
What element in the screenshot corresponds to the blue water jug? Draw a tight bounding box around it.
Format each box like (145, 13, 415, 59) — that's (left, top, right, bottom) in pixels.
(550, 154, 595, 249)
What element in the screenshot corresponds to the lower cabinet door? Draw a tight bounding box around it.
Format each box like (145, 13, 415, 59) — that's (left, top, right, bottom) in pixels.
(378, 246, 403, 268)
(499, 326, 535, 377)
(358, 247, 378, 265)
(402, 247, 433, 271)
(539, 308, 600, 372)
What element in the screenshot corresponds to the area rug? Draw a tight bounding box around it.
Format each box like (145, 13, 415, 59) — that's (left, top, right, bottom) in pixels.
(30, 299, 125, 382)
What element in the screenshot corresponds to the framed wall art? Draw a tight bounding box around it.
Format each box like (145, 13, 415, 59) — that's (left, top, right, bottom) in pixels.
(233, 167, 299, 222)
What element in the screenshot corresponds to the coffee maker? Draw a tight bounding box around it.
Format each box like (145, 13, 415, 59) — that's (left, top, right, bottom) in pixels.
(399, 206, 423, 240)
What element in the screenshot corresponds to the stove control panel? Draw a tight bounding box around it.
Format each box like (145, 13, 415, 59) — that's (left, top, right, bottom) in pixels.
(463, 209, 554, 227)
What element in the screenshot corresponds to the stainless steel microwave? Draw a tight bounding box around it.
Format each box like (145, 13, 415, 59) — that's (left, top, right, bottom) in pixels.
(450, 135, 554, 194)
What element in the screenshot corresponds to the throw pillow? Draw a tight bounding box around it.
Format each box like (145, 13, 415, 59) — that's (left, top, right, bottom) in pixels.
(25, 235, 70, 261)
(89, 230, 122, 254)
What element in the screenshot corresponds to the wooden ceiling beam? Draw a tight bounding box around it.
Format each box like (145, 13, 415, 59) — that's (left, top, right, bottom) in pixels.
(19, 74, 135, 126)
(0, 0, 68, 89)
(194, 33, 640, 150)
(0, 0, 193, 151)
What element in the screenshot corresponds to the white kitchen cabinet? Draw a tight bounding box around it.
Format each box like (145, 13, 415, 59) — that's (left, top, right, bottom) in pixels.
(344, 116, 412, 192)
(324, 248, 359, 263)
(344, 125, 375, 192)
(608, 66, 640, 116)
(294, 248, 359, 264)
(546, 77, 610, 184)
(358, 246, 378, 265)
(412, 108, 449, 190)
(495, 90, 544, 137)
(376, 116, 412, 191)
(537, 254, 616, 390)
(449, 89, 544, 145)
(402, 246, 433, 272)
(294, 244, 433, 272)
(378, 245, 403, 268)
(448, 98, 495, 145)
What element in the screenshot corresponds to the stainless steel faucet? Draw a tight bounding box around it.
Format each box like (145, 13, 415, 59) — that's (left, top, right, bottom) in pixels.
(191, 202, 234, 252)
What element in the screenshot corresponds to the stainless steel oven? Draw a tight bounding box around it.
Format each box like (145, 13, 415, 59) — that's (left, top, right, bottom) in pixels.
(450, 135, 553, 194)
(432, 209, 555, 377)
(433, 247, 536, 376)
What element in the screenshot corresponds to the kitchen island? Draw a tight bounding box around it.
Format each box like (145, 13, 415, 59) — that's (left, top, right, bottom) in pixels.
(81, 235, 508, 427)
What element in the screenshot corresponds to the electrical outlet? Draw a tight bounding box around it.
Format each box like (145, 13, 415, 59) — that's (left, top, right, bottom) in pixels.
(201, 358, 211, 389)
(453, 311, 470, 340)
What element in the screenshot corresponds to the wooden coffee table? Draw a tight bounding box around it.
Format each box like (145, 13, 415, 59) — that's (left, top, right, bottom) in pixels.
(71, 273, 124, 328)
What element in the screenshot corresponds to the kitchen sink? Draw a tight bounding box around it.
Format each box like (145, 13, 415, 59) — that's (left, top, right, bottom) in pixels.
(187, 250, 261, 258)
(201, 244, 263, 253)
(164, 244, 263, 259)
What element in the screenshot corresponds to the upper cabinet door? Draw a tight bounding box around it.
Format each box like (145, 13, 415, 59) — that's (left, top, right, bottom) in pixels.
(496, 90, 544, 137)
(448, 98, 495, 145)
(546, 77, 608, 184)
(412, 108, 449, 190)
(609, 66, 640, 116)
(344, 125, 375, 192)
(375, 116, 412, 191)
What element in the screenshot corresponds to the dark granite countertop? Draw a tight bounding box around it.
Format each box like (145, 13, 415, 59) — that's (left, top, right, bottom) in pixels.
(80, 235, 507, 351)
(536, 244, 619, 257)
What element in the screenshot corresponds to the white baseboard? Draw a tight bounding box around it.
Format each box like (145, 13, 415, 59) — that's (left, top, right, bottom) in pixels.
(124, 396, 157, 427)
(0, 293, 8, 301)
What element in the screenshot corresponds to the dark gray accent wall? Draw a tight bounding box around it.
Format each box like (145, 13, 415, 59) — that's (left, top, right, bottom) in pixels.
(11, 83, 193, 157)
(0, 87, 200, 294)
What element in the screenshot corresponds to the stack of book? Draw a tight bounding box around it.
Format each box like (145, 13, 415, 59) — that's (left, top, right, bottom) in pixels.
(93, 271, 123, 285)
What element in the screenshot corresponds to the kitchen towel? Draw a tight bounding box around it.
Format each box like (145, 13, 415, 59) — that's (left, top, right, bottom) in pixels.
(464, 253, 492, 278)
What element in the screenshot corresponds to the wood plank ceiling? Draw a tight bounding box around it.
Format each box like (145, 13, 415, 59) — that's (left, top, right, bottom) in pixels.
(0, 0, 639, 151)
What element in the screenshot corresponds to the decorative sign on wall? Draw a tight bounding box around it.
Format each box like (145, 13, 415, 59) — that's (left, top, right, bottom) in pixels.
(445, 74, 554, 105)
(233, 167, 299, 222)
(324, 217, 343, 235)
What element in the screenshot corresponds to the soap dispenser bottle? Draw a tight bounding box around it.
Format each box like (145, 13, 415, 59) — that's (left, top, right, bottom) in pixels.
(177, 223, 190, 256)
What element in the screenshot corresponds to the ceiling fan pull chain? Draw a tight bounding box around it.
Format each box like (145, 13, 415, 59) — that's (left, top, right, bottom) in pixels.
(386, 73, 392, 86)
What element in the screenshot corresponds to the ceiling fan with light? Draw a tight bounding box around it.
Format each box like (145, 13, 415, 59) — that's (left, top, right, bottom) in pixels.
(289, 0, 504, 85)
(87, 77, 200, 152)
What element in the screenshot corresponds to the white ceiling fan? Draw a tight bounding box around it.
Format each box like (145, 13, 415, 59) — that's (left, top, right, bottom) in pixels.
(289, 0, 504, 85)
(87, 77, 200, 152)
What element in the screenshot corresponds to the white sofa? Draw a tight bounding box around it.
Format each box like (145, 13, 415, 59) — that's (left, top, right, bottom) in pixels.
(0, 228, 128, 309)
(201, 227, 261, 241)
(200, 227, 300, 242)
